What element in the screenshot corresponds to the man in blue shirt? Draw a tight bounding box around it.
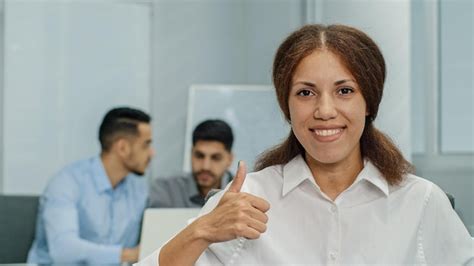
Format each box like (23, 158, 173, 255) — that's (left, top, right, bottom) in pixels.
(28, 107, 154, 264)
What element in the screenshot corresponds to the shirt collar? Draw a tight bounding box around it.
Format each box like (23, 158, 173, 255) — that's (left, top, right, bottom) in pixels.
(91, 155, 113, 193)
(282, 155, 314, 196)
(282, 155, 389, 197)
(353, 159, 389, 196)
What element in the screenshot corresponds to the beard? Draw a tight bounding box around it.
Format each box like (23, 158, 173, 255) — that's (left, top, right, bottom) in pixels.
(131, 169, 145, 176)
(126, 157, 151, 177)
(126, 162, 146, 177)
(193, 170, 218, 186)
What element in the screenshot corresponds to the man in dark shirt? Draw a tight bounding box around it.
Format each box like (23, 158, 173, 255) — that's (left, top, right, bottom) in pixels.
(149, 119, 234, 207)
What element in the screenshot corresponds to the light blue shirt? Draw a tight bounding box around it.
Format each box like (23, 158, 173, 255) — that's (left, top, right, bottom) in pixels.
(27, 156, 148, 264)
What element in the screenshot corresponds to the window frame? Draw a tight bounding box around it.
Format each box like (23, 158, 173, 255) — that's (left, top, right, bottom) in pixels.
(412, 0, 473, 171)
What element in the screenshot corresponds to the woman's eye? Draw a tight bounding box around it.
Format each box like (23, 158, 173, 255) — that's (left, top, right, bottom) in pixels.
(338, 87, 354, 95)
(297, 89, 313, 96)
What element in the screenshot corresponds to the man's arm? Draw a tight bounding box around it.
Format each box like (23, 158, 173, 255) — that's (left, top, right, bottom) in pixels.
(42, 175, 137, 263)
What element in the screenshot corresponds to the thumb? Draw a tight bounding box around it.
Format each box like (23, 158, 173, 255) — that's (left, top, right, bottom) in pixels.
(228, 161, 247, 193)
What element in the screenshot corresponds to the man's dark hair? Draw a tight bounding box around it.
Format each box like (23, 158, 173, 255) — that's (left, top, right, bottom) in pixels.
(99, 107, 151, 152)
(192, 119, 234, 151)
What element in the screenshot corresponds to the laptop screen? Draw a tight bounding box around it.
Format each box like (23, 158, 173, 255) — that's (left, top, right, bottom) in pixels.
(139, 208, 201, 260)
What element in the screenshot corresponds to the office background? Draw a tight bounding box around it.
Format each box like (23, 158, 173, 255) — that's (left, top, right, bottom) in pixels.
(0, 0, 472, 235)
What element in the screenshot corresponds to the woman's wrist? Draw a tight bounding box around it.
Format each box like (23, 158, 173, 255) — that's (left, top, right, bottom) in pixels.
(159, 216, 212, 266)
(187, 215, 213, 246)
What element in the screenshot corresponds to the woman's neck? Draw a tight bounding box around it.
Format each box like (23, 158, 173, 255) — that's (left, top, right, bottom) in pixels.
(305, 151, 364, 201)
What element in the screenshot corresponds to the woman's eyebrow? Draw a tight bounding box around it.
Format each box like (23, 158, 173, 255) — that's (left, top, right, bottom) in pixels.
(292, 81, 315, 87)
(334, 79, 355, 85)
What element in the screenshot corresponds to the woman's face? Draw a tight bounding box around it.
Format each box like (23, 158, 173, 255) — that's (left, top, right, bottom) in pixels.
(289, 50, 367, 166)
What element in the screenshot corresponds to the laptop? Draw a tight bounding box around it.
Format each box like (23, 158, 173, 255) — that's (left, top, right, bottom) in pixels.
(139, 208, 201, 260)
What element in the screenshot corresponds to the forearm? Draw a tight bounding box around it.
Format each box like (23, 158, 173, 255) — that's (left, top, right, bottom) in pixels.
(48, 234, 121, 263)
(159, 219, 211, 266)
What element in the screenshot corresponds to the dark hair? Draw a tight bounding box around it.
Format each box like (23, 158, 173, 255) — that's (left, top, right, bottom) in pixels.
(192, 119, 234, 151)
(255, 24, 413, 185)
(99, 107, 151, 152)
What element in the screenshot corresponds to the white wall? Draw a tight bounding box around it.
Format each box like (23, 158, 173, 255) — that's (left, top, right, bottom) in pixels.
(2, 1, 151, 194)
(439, 0, 473, 153)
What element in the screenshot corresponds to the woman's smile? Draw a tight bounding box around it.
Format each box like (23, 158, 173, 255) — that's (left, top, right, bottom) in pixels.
(310, 126, 345, 142)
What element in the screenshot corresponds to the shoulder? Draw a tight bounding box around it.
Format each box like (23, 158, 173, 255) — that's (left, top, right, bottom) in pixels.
(391, 173, 434, 195)
(391, 173, 451, 210)
(149, 174, 194, 189)
(149, 174, 193, 200)
(43, 158, 93, 199)
(148, 174, 195, 207)
(47, 158, 92, 188)
(240, 164, 284, 198)
(247, 164, 284, 183)
(405, 174, 453, 211)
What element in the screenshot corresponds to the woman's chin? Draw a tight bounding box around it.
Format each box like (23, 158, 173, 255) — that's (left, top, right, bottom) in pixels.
(306, 151, 343, 165)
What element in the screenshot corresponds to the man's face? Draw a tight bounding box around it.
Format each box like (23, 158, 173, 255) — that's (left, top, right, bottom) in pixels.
(191, 140, 233, 190)
(124, 123, 154, 176)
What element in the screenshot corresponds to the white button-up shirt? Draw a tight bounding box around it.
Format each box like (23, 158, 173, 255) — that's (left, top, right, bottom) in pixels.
(138, 155, 473, 265)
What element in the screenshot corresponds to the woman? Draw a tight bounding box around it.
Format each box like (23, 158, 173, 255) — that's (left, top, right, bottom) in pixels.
(140, 24, 472, 265)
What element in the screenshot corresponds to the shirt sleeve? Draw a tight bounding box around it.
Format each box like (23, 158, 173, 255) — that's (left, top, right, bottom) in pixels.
(135, 247, 223, 266)
(148, 178, 173, 208)
(420, 183, 474, 265)
(42, 173, 122, 263)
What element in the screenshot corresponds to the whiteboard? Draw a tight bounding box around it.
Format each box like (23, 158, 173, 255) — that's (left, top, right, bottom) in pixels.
(183, 85, 290, 174)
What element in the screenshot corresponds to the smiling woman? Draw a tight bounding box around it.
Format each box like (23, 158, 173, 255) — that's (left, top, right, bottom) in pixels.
(138, 24, 473, 266)
(288, 51, 368, 198)
(255, 25, 413, 195)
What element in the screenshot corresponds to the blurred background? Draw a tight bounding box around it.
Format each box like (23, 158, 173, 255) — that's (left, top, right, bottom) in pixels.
(0, 0, 471, 235)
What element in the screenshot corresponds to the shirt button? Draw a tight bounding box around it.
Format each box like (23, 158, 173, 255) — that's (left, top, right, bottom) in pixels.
(330, 205, 337, 213)
(329, 252, 337, 260)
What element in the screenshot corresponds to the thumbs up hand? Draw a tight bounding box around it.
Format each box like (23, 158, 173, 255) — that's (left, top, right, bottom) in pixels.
(228, 160, 248, 193)
(195, 161, 270, 244)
